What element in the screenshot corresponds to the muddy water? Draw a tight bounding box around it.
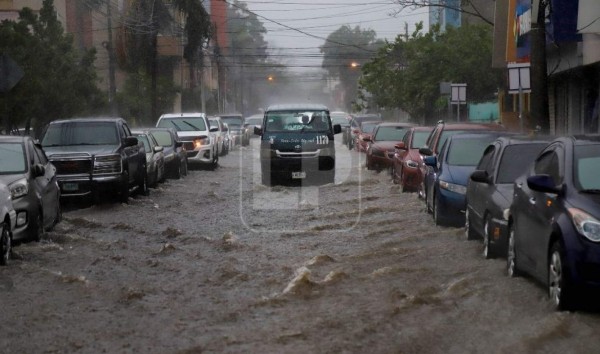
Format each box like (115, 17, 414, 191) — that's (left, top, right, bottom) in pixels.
(1, 138, 600, 353)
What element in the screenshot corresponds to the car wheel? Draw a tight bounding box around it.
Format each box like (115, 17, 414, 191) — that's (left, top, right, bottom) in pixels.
(507, 224, 520, 277)
(0, 222, 11, 266)
(210, 151, 219, 170)
(483, 215, 494, 259)
(549, 241, 574, 311)
(48, 197, 62, 231)
(120, 171, 130, 203)
(433, 193, 443, 226)
(465, 208, 477, 240)
(138, 168, 149, 196)
(182, 159, 188, 176)
(174, 160, 182, 179)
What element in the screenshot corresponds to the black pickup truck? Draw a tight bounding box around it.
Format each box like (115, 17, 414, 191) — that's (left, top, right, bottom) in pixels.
(40, 117, 148, 203)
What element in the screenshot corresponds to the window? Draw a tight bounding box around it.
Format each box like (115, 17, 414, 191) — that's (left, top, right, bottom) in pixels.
(157, 117, 207, 131)
(374, 126, 409, 141)
(496, 144, 546, 184)
(411, 131, 430, 149)
(476, 145, 495, 171)
(574, 144, 600, 191)
(265, 110, 330, 132)
(534, 150, 560, 184)
(151, 131, 173, 147)
(446, 136, 500, 166)
(0, 143, 26, 174)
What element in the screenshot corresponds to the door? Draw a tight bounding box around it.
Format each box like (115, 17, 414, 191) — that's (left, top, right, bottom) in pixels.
(29, 140, 56, 228)
(121, 123, 138, 183)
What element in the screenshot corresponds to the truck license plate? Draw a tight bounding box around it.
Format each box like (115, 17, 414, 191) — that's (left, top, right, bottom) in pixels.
(62, 182, 78, 191)
(292, 171, 306, 179)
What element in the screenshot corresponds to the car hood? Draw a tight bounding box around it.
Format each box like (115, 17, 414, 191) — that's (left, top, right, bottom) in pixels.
(263, 132, 332, 152)
(44, 144, 119, 156)
(444, 165, 477, 185)
(176, 131, 208, 139)
(0, 173, 28, 186)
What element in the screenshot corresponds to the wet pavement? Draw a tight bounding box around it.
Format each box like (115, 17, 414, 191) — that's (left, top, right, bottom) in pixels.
(2, 138, 600, 353)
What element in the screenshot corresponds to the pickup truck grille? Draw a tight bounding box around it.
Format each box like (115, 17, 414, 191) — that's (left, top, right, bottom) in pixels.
(50, 154, 92, 175)
(183, 142, 195, 151)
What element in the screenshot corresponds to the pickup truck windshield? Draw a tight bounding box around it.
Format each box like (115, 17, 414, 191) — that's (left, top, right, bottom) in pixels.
(157, 117, 206, 132)
(42, 122, 119, 146)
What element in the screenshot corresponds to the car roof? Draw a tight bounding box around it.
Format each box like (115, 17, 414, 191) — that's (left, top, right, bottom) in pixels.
(494, 135, 554, 146)
(159, 113, 206, 119)
(438, 122, 505, 130)
(48, 117, 124, 124)
(447, 132, 508, 141)
(413, 126, 434, 131)
(376, 122, 417, 127)
(571, 134, 600, 145)
(266, 104, 328, 111)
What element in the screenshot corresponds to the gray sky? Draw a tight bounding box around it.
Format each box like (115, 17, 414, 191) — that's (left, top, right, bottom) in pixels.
(243, 0, 429, 72)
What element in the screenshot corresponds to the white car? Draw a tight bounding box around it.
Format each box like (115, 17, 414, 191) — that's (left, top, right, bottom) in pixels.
(0, 183, 17, 266)
(208, 117, 228, 157)
(156, 113, 219, 170)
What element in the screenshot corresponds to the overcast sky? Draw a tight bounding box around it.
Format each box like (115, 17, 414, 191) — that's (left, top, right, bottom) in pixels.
(243, 0, 429, 72)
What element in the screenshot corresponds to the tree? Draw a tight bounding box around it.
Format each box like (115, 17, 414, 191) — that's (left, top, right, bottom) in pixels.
(320, 26, 384, 111)
(0, 0, 104, 135)
(359, 23, 502, 124)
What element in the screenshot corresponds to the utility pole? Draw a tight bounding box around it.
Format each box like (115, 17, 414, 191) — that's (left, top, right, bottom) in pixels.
(106, 0, 117, 116)
(530, 0, 549, 132)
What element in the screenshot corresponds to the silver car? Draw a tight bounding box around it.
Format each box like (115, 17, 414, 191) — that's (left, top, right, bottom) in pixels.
(0, 182, 16, 265)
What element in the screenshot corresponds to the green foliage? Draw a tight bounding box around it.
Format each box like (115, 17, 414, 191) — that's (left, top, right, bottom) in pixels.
(320, 26, 384, 110)
(0, 0, 105, 135)
(359, 23, 502, 124)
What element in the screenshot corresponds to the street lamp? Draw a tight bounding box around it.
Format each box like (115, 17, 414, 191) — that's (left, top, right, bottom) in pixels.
(350, 61, 359, 68)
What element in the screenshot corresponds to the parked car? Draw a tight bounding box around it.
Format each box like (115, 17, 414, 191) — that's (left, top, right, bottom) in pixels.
(365, 122, 416, 171)
(419, 121, 507, 202)
(465, 136, 551, 258)
(0, 135, 61, 242)
(354, 121, 380, 153)
(131, 130, 165, 188)
(507, 135, 600, 310)
(148, 127, 188, 179)
(208, 117, 228, 157)
(156, 113, 218, 170)
(254, 104, 341, 185)
(219, 114, 250, 146)
(346, 114, 382, 150)
(423, 132, 508, 227)
(391, 126, 433, 193)
(0, 182, 17, 265)
(244, 114, 263, 139)
(330, 111, 351, 145)
(41, 117, 148, 203)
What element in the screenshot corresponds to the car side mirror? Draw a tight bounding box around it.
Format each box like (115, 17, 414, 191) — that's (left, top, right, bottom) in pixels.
(31, 164, 45, 177)
(423, 156, 437, 167)
(419, 147, 433, 156)
(470, 170, 490, 184)
(154, 146, 164, 153)
(175, 141, 183, 148)
(333, 124, 341, 134)
(254, 126, 262, 136)
(124, 136, 138, 147)
(527, 174, 563, 194)
(395, 142, 406, 150)
(209, 127, 219, 133)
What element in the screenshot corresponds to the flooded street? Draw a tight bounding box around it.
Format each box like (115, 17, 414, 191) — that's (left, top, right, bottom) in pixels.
(2, 138, 600, 354)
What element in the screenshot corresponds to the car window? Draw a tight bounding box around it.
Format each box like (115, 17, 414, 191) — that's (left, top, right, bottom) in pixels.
(496, 143, 546, 184)
(0, 142, 27, 174)
(446, 136, 498, 166)
(476, 145, 495, 171)
(158, 117, 207, 131)
(374, 126, 409, 141)
(574, 144, 600, 191)
(221, 116, 243, 127)
(265, 110, 329, 132)
(411, 131, 429, 149)
(534, 150, 560, 184)
(137, 135, 151, 151)
(436, 130, 468, 153)
(151, 131, 174, 147)
(360, 122, 378, 134)
(42, 121, 119, 146)
(122, 123, 132, 136)
(33, 144, 49, 164)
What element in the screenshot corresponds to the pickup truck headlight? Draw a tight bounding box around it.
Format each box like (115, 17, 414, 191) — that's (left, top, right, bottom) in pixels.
(9, 178, 28, 199)
(568, 208, 600, 242)
(94, 154, 122, 174)
(193, 137, 210, 149)
(439, 180, 467, 195)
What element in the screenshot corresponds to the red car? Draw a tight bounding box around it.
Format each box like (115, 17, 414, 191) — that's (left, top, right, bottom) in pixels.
(365, 122, 416, 171)
(354, 121, 380, 153)
(391, 126, 433, 192)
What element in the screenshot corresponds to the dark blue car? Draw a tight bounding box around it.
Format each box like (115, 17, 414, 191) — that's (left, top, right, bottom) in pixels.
(424, 132, 508, 227)
(508, 135, 600, 311)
